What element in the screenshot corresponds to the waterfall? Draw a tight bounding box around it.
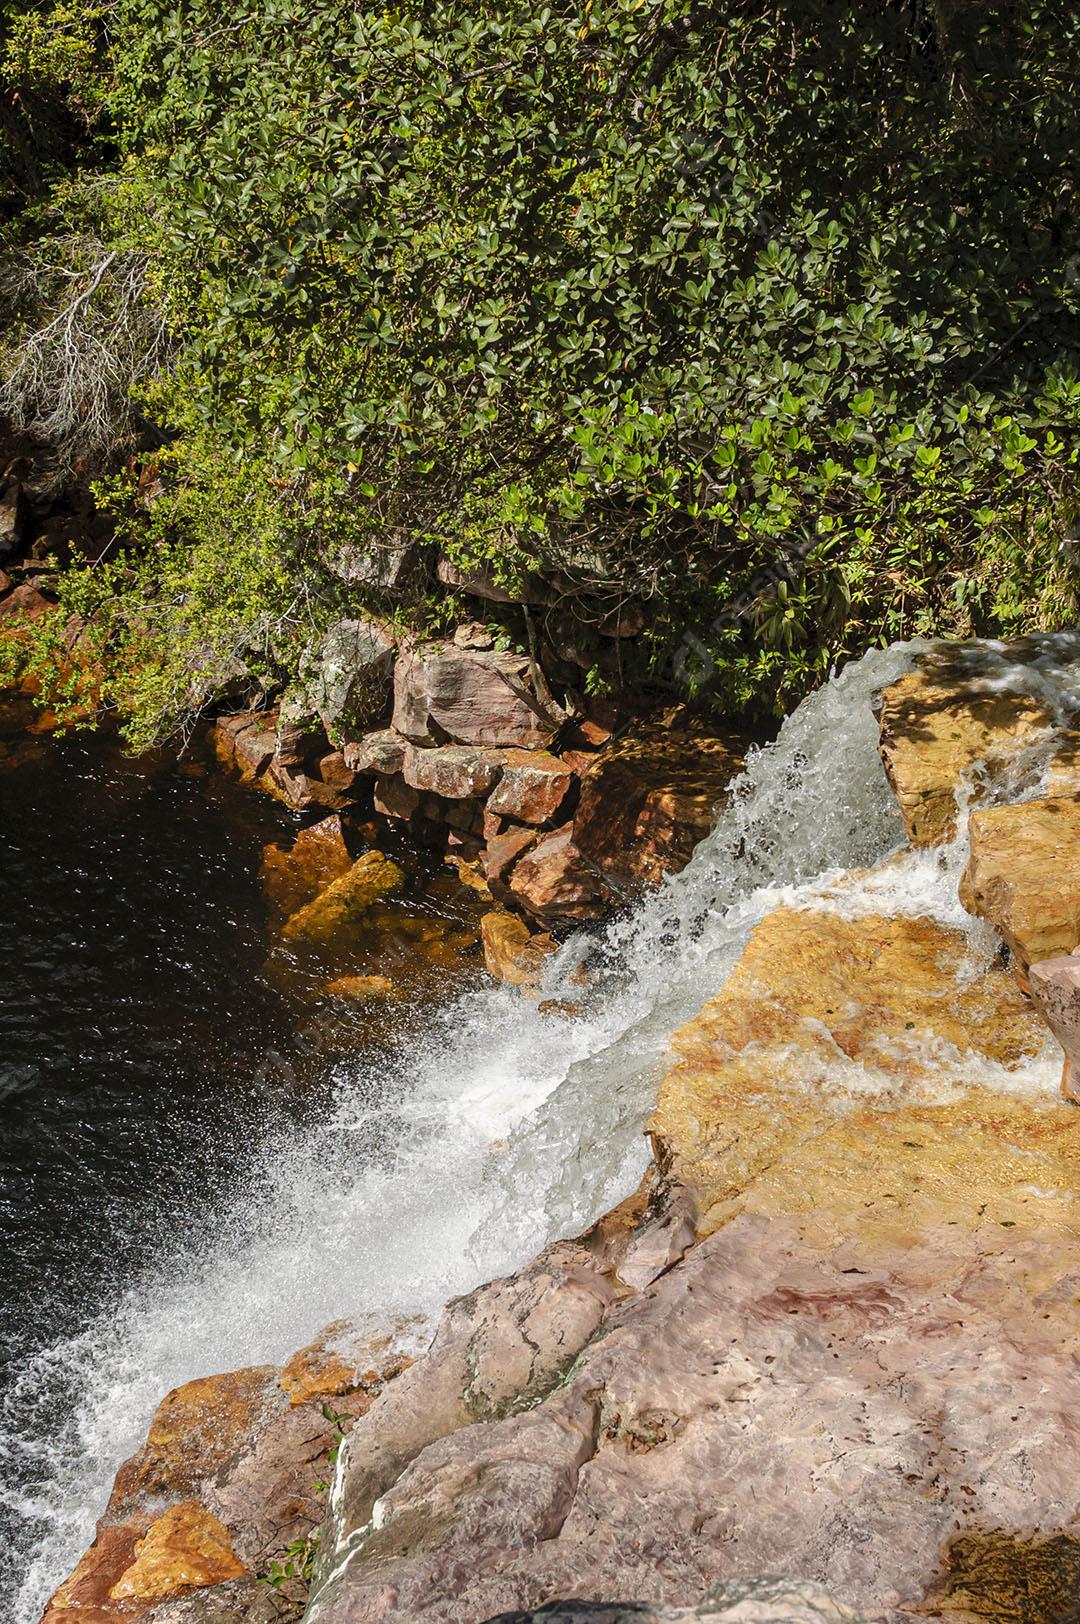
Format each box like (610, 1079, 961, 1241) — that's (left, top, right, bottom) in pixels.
(8, 632, 1080, 1623)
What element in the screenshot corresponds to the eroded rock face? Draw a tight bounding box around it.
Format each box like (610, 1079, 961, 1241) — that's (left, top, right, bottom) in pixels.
(305, 890, 1080, 1624)
(402, 743, 504, 800)
(959, 797, 1080, 975)
(392, 646, 559, 749)
(487, 751, 574, 826)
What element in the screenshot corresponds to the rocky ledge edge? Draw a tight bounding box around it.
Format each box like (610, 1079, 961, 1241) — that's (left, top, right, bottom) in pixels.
(40, 636, 1080, 1624)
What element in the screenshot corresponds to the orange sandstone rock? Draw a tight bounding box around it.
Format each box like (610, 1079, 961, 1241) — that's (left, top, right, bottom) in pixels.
(107, 1502, 245, 1603)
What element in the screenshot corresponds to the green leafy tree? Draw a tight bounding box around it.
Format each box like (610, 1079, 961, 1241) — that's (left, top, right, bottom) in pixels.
(3, 0, 1080, 739)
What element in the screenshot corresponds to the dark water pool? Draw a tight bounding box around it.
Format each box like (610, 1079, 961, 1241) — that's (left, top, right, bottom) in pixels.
(0, 695, 483, 1616)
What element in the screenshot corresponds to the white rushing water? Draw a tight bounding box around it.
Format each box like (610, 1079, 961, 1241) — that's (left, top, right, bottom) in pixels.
(7, 632, 1080, 1623)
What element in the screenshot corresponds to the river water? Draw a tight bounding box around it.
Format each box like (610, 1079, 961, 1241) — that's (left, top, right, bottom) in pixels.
(5, 636, 1080, 1624)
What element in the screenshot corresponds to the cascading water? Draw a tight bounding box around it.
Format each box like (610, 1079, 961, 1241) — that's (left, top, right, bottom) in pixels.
(7, 632, 1080, 1624)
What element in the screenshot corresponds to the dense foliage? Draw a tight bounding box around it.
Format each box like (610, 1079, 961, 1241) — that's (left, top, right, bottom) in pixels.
(3, 0, 1080, 742)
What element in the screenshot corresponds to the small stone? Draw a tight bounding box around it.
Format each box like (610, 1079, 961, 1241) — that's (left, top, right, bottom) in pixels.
(282, 851, 405, 942)
(323, 973, 399, 1002)
(453, 621, 495, 650)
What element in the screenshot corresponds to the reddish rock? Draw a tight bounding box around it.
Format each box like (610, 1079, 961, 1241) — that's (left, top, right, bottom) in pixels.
(214, 713, 278, 781)
(574, 724, 745, 889)
(0, 579, 53, 621)
(452, 620, 495, 650)
(487, 749, 574, 825)
(280, 1321, 415, 1409)
(106, 1368, 279, 1521)
(344, 729, 407, 776)
(435, 557, 551, 608)
(402, 742, 504, 800)
(107, 1502, 245, 1604)
(42, 1521, 146, 1623)
(483, 824, 539, 901)
(507, 824, 607, 923)
(393, 644, 559, 748)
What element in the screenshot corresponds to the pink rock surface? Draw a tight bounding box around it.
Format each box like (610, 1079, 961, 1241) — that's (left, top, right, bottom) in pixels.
(310, 1214, 1080, 1624)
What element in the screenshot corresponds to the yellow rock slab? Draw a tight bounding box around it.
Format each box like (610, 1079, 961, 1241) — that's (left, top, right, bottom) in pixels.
(108, 1502, 245, 1602)
(654, 907, 1079, 1243)
(480, 908, 557, 986)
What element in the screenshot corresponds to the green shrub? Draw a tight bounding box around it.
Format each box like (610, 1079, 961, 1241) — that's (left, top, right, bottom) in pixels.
(4, 0, 1080, 735)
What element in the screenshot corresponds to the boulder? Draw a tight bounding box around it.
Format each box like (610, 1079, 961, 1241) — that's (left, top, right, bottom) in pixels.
(281, 851, 405, 942)
(480, 910, 558, 986)
(343, 729, 408, 776)
(310, 888, 1080, 1624)
(959, 797, 1080, 974)
(1029, 951, 1080, 1103)
(486, 749, 574, 825)
(402, 742, 504, 800)
(507, 823, 608, 923)
(573, 722, 745, 889)
(392, 644, 560, 748)
(309, 616, 395, 742)
(875, 651, 1061, 846)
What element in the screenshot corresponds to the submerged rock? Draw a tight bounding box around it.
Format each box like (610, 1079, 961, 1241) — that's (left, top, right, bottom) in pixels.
(259, 814, 354, 919)
(281, 851, 404, 942)
(322, 973, 399, 1003)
